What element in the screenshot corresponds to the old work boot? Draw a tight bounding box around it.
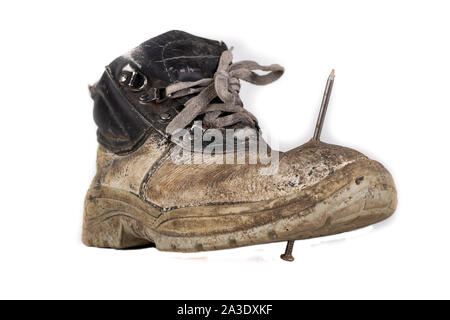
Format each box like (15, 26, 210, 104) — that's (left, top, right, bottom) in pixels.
(82, 31, 397, 257)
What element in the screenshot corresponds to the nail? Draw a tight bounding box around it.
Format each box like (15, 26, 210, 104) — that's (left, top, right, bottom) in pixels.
(280, 240, 295, 262)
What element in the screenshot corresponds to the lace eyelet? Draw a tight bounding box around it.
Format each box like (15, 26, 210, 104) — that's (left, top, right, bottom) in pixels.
(159, 113, 172, 121)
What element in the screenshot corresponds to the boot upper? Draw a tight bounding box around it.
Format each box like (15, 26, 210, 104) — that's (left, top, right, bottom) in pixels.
(89, 31, 368, 209)
(90, 30, 227, 154)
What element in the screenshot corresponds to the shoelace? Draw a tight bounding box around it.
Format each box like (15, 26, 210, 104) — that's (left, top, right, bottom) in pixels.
(165, 50, 284, 135)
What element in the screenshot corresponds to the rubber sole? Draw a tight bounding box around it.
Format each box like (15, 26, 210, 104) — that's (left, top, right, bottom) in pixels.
(82, 159, 397, 252)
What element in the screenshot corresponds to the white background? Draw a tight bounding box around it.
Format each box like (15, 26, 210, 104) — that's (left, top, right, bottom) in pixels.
(1, 0, 449, 299)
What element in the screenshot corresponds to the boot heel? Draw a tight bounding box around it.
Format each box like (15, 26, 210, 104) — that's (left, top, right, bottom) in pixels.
(82, 188, 154, 249)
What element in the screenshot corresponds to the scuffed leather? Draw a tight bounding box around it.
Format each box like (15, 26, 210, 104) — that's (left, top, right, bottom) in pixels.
(144, 140, 367, 208)
(91, 31, 227, 154)
(109, 30, 227, 88)
(93, 138, 367, 209)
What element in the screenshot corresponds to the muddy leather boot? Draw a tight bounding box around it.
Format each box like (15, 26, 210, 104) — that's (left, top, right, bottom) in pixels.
(83, 31, 397, 257)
